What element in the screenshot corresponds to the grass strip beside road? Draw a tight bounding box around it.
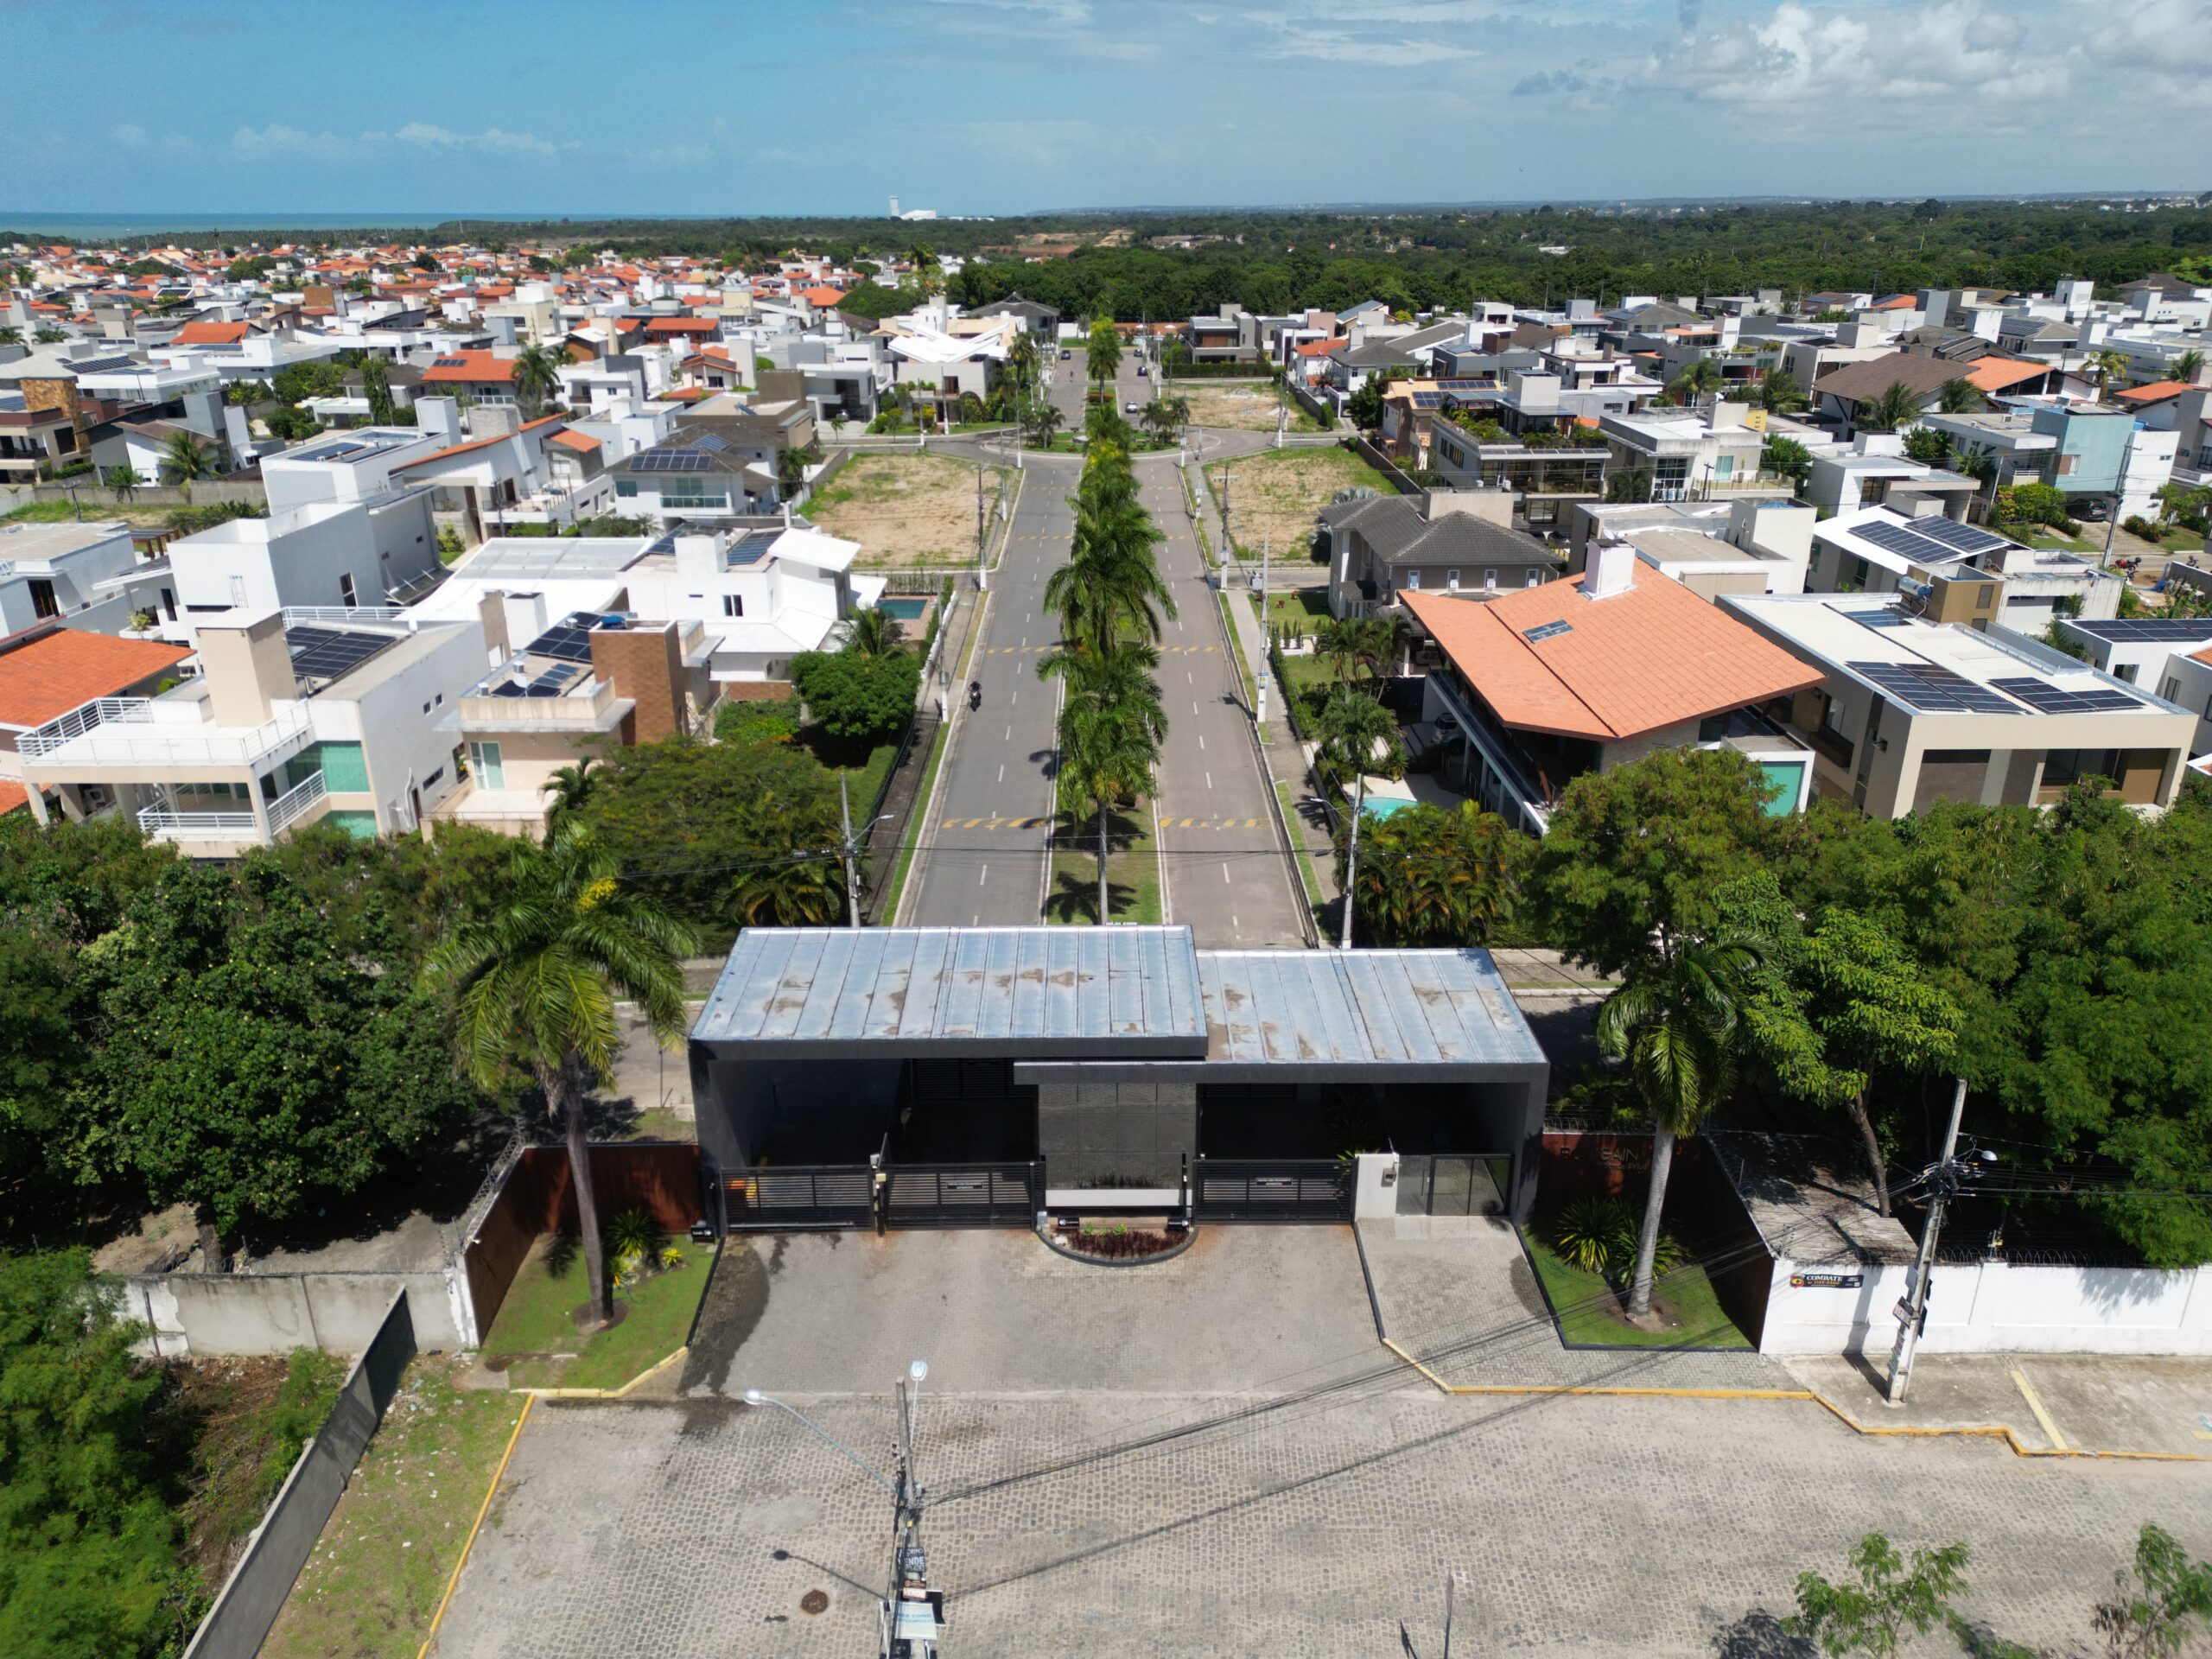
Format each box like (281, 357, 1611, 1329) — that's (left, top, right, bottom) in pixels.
(879, 715, 950, 923)
(1274, 779, 1327, 910)
(260, 1359, 528, 1659)
(1217, 590, 1259, 705)
(1522, 1231, 1754, 1351)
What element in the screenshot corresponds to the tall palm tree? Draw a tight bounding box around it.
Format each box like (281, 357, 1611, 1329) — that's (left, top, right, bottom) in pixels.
(1086, 318, 1122, 393)
(1595, 938, 1760, 1319)
(1754, 368, 1806, 414)
(1051, 668, 1161, 923)
(1314, 683, 1400, 788)
(1857, 379, 1923, 435)
(512, 343, 565, 418)
(0, 325, 21, 346)
(840, 605, 906, 658)
(1027, 399, 1065, 448)
(159, 429, 215, 501)
(2173, 347, 2206, 385)
(1046, 493, 1173, 653)
(2088, 348, 2132, 402)
(1936, 377, 1986, 414)
(1668, 358, 1723, 406)
(426, 827, 696, 1328)
(1954, 442, 1999, 514)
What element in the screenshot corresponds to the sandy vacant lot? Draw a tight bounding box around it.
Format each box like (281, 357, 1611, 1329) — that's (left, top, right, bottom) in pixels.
(1176, 380, 1324, 432)
(808, 454, 1009, 567)
(1204, 445, 1391, 560)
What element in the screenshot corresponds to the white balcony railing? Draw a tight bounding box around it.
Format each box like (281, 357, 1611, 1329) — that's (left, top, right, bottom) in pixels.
(19, 698, 311, 768)
(136, 769, 327, 842)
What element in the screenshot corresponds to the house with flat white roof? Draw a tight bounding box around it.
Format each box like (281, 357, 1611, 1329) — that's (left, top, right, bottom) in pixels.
(1720, 591, 2195, 817)
(1804, 505, 2121, 632)
(2055, 616, 2212, 757)
(0, 518, 176, 636)
(16, 607, 486, 854)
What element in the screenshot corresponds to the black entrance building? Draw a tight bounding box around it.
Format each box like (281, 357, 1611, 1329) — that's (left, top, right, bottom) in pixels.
(688, 925, 1548, 1227)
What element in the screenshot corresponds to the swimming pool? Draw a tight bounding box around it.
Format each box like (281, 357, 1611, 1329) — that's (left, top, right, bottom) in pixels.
(877, 597, 930, 620)
(1362, 795, 1418, 820)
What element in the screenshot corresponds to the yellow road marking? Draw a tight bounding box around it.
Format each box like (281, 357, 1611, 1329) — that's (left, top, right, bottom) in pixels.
(2011, 1367, 2069, 1450)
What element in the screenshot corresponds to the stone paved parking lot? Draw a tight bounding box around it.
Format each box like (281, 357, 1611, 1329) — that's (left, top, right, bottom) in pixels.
(429, 1230, 2212, 1658)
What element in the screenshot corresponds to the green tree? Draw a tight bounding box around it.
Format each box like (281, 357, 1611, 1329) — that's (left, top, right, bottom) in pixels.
(1786, 1533, 1970, 1658)
(1344, 799, 1518, 947)
(157, 429, 215, 500)
(1314, 682, 1402, 786)
(1596, 936, 1761, 1317)
(1762, 435, 1814, 485)
(1936, 375, 1986, 414)
(427, 827, 696, 1328)
(1051, 653, 1163, 922)
(839, 604, 906, 658)
(1857, 379, 1925, 434)
(791, 648, 919, 741)
(1668, 357, 1723, 405)
(1902, 423, 1953, 466)
(540, 756, 598, 835)
(1755, 368, 1807, 413)
(100, 463, 137, 496)
(1345, 376, 1387, 431)
(1085, 317, 1122, 391)
(2172, 347, 2205, 385)
(360, 353, 396, 425)
(2088, 347, 2132, 400)
(1025, 398, 1065, 448)
(512, 343, 565, 418)
(1531, 747, 1778, 977)
(2092, 1523, 2212, 1658)
(0, 1251, 192, 1659)
(1045, 445, 1173, 655)
(80, 862, 479, 1259)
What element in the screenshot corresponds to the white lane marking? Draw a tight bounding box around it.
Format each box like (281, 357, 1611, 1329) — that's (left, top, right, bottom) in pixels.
(1192, 700, 1200, 714)
(1222, 862, 1231, 884)
(1187, 671, 1193, 684)
(1198, 734, 1205, 751)
(1010, 690, 1017, 705)
(1005, 725, 1012, 741)
(998, 764, 1005, 783)
(1205, 771, 1213, 791)
(980, 865, 989, 887)
(1233, 915, 1240, 931)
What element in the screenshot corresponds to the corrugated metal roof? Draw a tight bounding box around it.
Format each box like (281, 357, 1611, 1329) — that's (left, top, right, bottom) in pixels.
(1198, 949, 1544, 1069)
(693, 927, 1206, 1053)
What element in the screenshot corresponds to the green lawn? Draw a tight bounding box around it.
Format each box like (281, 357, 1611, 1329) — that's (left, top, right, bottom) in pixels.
(804, 731, 900, 820)
(481, 1236, 713, 1391)
(259, 1359, 528, 1659)
(1046, 807, 1161, 925)
(1998, 522, 2102, 554)
(1521, 1230, 1753, 1351)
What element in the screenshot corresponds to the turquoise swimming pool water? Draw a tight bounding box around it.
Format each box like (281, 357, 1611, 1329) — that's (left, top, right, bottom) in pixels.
(1362, 796, 1417, 819)
(878, 597, 929, 620)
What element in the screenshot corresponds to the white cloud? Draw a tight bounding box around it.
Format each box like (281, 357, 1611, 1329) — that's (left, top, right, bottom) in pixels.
(357, 123, 562, 159)
(229, 123, 345, 160)
(108, 123, 147, 148)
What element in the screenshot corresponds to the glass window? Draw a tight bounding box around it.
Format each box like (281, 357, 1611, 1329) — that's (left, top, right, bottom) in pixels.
(1446, 569, 1460, 590)
(468, 741, 504, 790)
(722, 594, 744, 617)
(1483, 568, 1497, 589)
(339, 573, 357, 607)
(615, 480, 637, 497)
(1404, 569, 1421, 590)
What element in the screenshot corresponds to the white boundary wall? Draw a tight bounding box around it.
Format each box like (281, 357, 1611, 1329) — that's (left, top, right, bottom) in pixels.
(1760, 1255, 2212, 1357)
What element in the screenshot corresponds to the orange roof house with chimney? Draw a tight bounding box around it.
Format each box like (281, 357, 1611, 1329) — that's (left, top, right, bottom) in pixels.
(1400, 543, 1822, 833)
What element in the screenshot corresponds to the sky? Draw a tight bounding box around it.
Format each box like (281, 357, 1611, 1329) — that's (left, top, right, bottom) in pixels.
(3, 0, 2209, 220)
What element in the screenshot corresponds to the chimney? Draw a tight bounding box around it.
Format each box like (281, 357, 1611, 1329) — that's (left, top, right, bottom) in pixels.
(196, 610, 296, 725)
(1585, 540, 1637, 600)
(588, 619, 686, 744)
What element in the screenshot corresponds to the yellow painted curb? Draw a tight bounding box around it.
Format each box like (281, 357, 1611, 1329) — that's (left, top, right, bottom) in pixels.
(416, 1390, 535, 1659)
(2010, 1366, 2069, 1451)
(1376, 1337, 2209, 1464)
(519, 1344, 688, 1402)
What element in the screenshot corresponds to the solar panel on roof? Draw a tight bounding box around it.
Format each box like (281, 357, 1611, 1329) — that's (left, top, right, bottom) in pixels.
(632, 449, 711, 473)
(1988, 677, 2143, 714)
(2074, 618, 2212, 642)
(1854, 520, 1939, 558)
(690, 432, 729, 453)
(432, 355, 468, 367)
(1410, 392, 1444, 409)
(1909, 518, 2009, 555)
(1522, 620, 1573, 643)
(285, 626, 395, 683)
(1847, 660, 2024, 715)
(1849, 607, 1918, 630)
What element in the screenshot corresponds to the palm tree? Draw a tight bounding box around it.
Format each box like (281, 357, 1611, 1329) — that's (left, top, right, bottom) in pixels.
(512, 343, 565, 418)
(1668, 358, 1723, 406)
(1595, 938, 1760, 1319)
(159, 429, 216, 501)
(840, 604, 906, 658)
(730, 830, 847, 925)
(2174, 347, 2206, 386)
(1313, 615, 1394, 688)
(1857, 379, 1924, 435)
(1754, 369, 1806, 414)
(0, 325, 20, 346)
(1314, 683, 1400, 789)
(426, 826, 696, 1329)
(2088, 348, 2132, 401)
(1936, 377, 1985, 414)
(1954, 442, 1999, 514)
(361, 354, 396, 426)
(540, 757, 597, 835)
(1046, 490, 1173, 653)
(1086, 318, 1122, 393)
(1027, 399, 1065, 448)
(1048, 656, 1163, 922)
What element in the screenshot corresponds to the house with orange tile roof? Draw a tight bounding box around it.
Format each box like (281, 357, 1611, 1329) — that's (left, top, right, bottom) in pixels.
(1399, 545, 1822, 833)
(389, 415, 612, 538)
(421, 349, 519, 403)
(0, 620, 191, 815)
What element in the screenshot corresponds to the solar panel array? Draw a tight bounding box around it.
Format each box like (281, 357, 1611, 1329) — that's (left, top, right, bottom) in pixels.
(690, 432, 729, 453)
(285, 626, 395, 684)
(632, 448, 711, 474)
(1522, 620, 1573, 643)
(1849, 516, 2010, 564)
(1410, 392, 1445, 409)
(1847, 660, 2023, 715)
(727, 530, 779, 568)
(527, 611, 627, 664)
(1849, 607, 1918, 630)
(2074, 618, 2212, 643)
(1989, 677, 2143, 714)
(432, 355, 469, 368)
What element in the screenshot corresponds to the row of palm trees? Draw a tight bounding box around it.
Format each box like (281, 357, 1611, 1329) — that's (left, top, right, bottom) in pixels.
(1039, 438, 1174, 920)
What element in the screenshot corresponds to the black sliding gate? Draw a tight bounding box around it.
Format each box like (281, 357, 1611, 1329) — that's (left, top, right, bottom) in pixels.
(723, 1161, 1044, 1232)
(1192, 1158, 1352, 1223)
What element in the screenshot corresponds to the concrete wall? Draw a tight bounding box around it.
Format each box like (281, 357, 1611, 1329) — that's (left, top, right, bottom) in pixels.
(119, 1268, 468, 1357)
(345, 618, 486, 829)
(1760, 1255, 2212, 1358)
(181, 1291, 417, 1659)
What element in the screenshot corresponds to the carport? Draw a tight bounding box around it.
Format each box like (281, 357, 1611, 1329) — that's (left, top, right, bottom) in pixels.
(688, 925, 1547, 1230)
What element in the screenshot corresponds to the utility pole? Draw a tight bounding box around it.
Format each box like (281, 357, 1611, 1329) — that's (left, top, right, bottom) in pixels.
(1885, 1077, 1978, 1405)
(840, 771, 862, 929)
(1220, 461, 1232, 559)
(1338, 772, 1365, 950)
(1255, 537, 1270, 727)
(975, 464, 988, 592)
(887, 1360, 942, 1657)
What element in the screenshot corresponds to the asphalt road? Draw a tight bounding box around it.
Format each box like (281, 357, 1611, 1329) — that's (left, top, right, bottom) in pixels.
(901, 342, 1300, 939)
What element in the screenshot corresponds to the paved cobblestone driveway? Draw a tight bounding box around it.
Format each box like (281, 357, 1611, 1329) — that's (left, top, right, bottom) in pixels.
(431, 1230, 2212, 1657)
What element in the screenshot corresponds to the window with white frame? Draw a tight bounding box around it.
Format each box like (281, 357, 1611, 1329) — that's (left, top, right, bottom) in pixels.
(467, 741, 504, 790)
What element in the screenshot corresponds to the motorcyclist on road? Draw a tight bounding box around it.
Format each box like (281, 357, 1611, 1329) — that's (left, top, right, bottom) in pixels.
(968, 679, 982, 709)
